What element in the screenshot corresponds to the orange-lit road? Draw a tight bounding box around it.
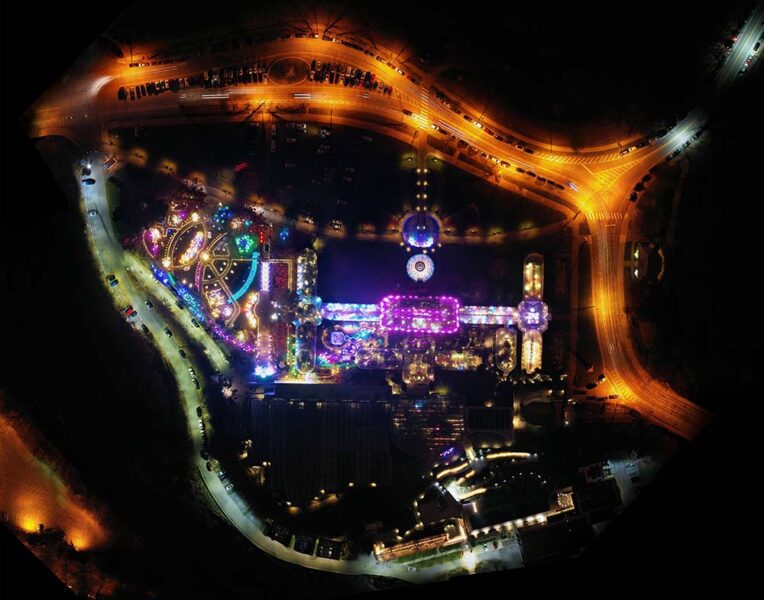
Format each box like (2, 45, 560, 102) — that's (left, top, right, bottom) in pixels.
(27, 9, 764, 440)
(0, 414, 109, 551)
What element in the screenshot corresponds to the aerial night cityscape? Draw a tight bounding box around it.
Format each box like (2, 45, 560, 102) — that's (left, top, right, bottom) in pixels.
(0, 0, 759, 598)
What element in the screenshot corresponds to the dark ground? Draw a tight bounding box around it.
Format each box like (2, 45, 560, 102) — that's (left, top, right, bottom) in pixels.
(112, 120, 563, 234)
(624, 57, 763, 413)
(1, 1, 758, 598)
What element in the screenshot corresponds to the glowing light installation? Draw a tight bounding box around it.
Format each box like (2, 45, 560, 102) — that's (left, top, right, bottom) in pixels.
(143, 227, 162, 257)
(212, 205, 234, 229)
(494, 327, 517, 375)
(407, 254, 435, 282)
(518, 254, 548, 373)
(210, 323, 256, 353)
(523, 253, 544, 300)
(254, 363, 277, 378)
(151, 263, 207, 324)
(460, 305, 519, 326)
(319, 254, 550, 372)
(243, 292, 260, 329)
(296, 249, 318, 297)
(517, 300, 549, 333)
(235, 234, 256, 255)
(380, 295, 460, 334)
(521, 330, 543, 374)
(402, 336, 436, 383)
(401, 213, 440, 248)
(321, 303, 380, 322)
(323, 302, 525, 329)
(179, 230, 205, 265)
(260, 261, 271, 291)
(228, 250, 260, 303)
(295, 323, 317, 374)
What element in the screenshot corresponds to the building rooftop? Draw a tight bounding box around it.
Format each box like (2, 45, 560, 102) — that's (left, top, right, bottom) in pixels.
(573, 478, 623, 516)
(517, 516, 593, 565)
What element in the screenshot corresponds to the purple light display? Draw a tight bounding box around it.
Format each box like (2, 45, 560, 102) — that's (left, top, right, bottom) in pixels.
(379, 295, 460, 334)
(517, 299, 550, 333)
(329, 331, 345, 346)
(321, 303, 380, 321)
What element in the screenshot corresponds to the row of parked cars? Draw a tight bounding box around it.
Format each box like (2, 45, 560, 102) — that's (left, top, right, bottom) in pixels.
(619, 138, 651, 156)
(275, 30, 417, 83)
(431, 86, 462, 115)
(664, 124, 706, 166)
(513, 166, 567, 190)
(446, 135, 565, 190)
(118, 76, 195, 101)
(740, 40, 761, 74)
(118, 56, 396, 102)
(117, 61, 269, 101)
(629, 171, 654, 202)
(430, 86, 540, 153)
(309, 59, 393, 94)
(203, 62, 268, 87)
(372, 53, 415, 81)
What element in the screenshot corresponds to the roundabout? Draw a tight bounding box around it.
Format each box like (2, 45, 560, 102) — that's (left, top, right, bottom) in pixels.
(268, 57, 311, 85)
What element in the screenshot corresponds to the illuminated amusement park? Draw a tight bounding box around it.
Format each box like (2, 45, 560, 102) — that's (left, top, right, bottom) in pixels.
(141, 186, 551, 386)
(6, 0, 753, 596)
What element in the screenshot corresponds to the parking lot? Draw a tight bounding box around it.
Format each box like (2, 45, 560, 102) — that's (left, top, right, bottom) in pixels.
(117, 55, 396, 104)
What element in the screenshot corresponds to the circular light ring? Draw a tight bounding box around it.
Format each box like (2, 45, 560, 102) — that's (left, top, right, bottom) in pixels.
(401, 213, 440, 248)
(406, 254, 435, 282)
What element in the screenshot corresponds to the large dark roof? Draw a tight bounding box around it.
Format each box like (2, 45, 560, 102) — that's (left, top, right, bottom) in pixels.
(573, 478, 623, 514)
(517, 516, 593, 565)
